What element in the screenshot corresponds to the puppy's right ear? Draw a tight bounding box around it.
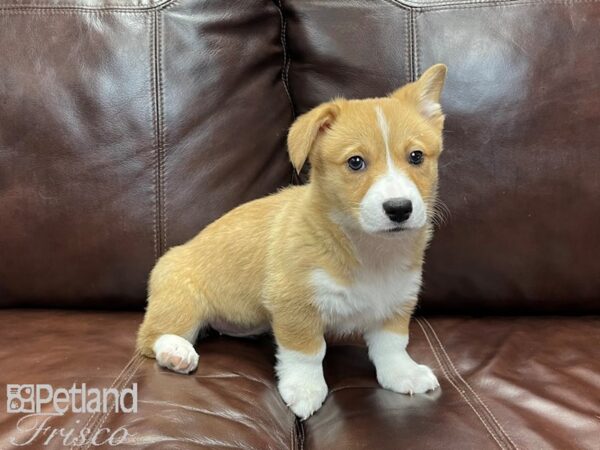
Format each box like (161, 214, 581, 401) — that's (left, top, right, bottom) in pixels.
(287, 102, 340, 174)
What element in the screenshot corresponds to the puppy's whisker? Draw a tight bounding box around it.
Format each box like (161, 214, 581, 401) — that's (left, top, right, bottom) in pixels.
(423, 196, 451, 228)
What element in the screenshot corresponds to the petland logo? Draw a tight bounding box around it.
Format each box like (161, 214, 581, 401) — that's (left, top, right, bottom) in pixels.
(6, 383, 137, 447)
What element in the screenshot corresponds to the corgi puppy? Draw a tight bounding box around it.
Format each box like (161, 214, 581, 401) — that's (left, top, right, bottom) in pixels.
(137, 64, 447, 419)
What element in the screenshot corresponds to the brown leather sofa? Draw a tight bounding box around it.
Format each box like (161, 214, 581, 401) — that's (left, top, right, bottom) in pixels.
(1, 0, 599, 448)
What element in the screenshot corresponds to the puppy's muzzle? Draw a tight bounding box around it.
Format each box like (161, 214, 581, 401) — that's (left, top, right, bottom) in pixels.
(383, 198, 413, 223)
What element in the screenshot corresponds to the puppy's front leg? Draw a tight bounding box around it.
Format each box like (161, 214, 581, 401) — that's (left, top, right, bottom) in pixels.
(365, 308, 439, 395)
(273, 308, 327, 420)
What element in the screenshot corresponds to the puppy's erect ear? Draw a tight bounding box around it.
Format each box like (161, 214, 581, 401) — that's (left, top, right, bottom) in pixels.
(391, 63, 447, 126)
(287, 102, 340, 174)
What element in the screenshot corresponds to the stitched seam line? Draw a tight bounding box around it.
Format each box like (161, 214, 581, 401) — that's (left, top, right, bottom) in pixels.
(381, 0, 598, 12)
(421, 318, 519, 449)
(272, 0, 300, 187)
(416, 319, 516, 450)
(0, 0, 174, 11)
(69, 354, 138, 450)
(290, 416, 295, 450)
(300, 418, 305, 450)
(415, 319, 506, 449)
(410, 9, 417, 81)
(150, 9, 166, 258)
(157, 9, 167, 254)
(80, 353, 144, 450)
(290, 416, 296, 450)
(149, 12, 159, 262)
(0, 9, 147, 13)
(273, 0, 295, 119)
(414, 10, 421, 78)
(69, 353, 142, 450)
(388, 0, 518, 7)
(421, 0, 600, 11)
(405, 10, 412, 82)
(386, 0, 598, 9)
(2, 0, 594, 14)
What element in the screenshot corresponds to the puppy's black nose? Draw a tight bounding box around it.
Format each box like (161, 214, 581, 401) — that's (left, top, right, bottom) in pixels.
(383, 198, 413, 223)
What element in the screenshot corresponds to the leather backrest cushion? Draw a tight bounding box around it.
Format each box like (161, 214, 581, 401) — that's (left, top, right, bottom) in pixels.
(285, 0, 600, 313)
(0, 0, 293, 308)
(1, 0, 599, 313)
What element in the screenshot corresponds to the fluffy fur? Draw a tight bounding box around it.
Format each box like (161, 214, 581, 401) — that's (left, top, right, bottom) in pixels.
(138, 64, 448, 419)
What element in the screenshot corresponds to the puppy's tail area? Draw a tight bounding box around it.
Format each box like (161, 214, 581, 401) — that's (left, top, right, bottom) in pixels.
(136, 254, 208, 359)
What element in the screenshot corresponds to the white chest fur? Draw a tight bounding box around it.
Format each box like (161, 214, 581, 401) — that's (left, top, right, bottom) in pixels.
(311, 263, 422, 335)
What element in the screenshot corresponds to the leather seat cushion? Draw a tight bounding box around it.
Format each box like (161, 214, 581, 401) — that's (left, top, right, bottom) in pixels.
(1, 311, 598, 449)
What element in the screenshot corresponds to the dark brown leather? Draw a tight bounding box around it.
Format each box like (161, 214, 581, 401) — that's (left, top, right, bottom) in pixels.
(284, 0, 600, 314)
(1, 311, 598, 449)
(306, 316, 600, 450)
(0, 310, 298, 449)
(416, 1, 600, 314)
(1, 0, 599, 448)
(2, 0, 599, 312)
(0, 0, 293, 308)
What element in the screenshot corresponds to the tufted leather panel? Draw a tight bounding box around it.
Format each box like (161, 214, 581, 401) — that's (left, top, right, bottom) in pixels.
(284, 0, 600, 313)
(0, 0, 293, 308)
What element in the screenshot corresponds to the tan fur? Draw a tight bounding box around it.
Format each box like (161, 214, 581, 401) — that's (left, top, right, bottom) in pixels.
(137, 64, 447, 358)
(381, 299, 418, 336)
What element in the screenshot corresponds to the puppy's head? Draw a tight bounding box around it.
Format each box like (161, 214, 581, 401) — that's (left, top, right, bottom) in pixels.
(288, 64, 447, 236)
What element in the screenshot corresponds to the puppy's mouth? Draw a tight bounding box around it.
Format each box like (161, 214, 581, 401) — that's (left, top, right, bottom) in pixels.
(384, 226, 407, 233)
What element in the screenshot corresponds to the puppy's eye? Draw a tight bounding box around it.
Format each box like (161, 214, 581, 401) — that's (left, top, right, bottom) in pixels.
(347, 156, 366, 171)
(408, 150, 424, 165)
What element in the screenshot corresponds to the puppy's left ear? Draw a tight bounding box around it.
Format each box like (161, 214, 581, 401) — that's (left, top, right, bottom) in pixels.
(391, 63, 447, 127)
(287, 102, 340, 174)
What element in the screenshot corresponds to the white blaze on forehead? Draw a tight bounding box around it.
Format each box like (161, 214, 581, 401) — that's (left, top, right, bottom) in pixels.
(375, 106, 393, 168)
(357, 105, 427, 233)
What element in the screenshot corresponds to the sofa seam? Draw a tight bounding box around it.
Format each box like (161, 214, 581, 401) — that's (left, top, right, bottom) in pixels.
(381, 0, 598, 12)
(69, 352, 143, 450)
(387, 0, 517, 8)
(406, 7, 419, 82)
(272, 0, 296, 119)
(290, 416, 295, 450)
(420, 0, 600, 11)
(0, 8, 146, 13)
(0, 0, 173, 11)
(385, 0, 597, 9)
(298, 417, 305, 450)
(1, 0, 595, 14)
(290, 416, 296, 450)
(415, 319, 506, 449)
(80, 353, 145, 450)
(414, 10, 421, 79)
(404, 11, 411, 82)
(420, 318, 519, 449)
(381, 0, 412, 11)
(409, 9, 414, 80)
(67, 355, 135, 450)
(149, 12, 159, 262)
(272, 0, 301, 187)
(157, 9, 167, 254)
(327, 385, 380, 395)
(411, 9, 418, 81)
(416, 318, 517, 450)
(149, 9, 166, 258)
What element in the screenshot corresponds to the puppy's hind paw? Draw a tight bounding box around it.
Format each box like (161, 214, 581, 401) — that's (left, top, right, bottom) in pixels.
(153, 334, 199, 374)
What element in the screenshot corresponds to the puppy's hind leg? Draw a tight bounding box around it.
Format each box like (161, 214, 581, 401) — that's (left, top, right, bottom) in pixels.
(137, 255, 208, 374)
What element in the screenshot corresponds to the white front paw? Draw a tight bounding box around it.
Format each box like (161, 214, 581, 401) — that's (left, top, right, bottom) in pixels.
(278, 375, 328, 420)
(276, 344, 328, 419)
(377, 362, 439, 395)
